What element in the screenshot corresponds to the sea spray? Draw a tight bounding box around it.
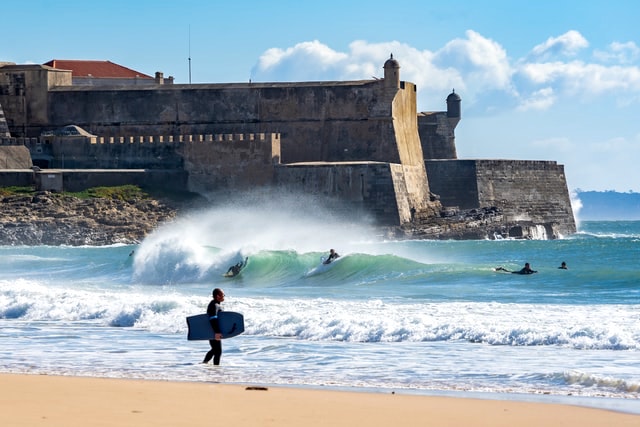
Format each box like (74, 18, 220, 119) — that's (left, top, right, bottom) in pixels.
(132, 191, 380, 284)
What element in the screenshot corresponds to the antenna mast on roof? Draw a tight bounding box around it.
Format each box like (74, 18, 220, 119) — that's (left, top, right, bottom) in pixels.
(188, 25, 192, 85)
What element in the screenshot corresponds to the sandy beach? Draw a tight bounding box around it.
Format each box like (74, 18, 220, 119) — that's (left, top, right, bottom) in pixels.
(1, 374, 637, 427)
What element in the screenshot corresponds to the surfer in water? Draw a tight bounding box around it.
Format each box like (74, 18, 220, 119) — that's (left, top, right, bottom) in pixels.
(226, 257, 248, 277)
(202, 288, 225, 365)
(558, 261, 568, 269)
(513, 262, 537, 274)
(494, 262, 538, 274)
(323, 249, 340, 265)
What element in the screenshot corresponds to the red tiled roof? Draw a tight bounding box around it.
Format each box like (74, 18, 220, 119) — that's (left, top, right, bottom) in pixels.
(43, 59, 153, 79)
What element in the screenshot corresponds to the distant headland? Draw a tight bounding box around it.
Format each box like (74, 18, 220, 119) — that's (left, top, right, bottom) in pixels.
(575, 190, 640, 221)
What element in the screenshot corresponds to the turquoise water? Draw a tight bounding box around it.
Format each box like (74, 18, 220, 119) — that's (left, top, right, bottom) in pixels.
(0, 204, 638, 413)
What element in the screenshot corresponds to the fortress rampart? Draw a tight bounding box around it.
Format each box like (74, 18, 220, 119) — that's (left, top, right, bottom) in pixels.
(31, 80, 409, 165)
(11, 132, 281, 194)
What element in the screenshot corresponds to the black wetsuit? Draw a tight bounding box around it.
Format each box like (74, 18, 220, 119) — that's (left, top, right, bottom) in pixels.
(202, 299, 222, 365)
(226, 258, 247, 276)
(227, 264, 241, 276)
(324, 252, 339, 264)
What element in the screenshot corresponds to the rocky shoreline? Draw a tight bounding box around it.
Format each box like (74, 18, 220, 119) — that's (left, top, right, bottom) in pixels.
(0, 192, 179, 246)
(0, 191, 557, 246)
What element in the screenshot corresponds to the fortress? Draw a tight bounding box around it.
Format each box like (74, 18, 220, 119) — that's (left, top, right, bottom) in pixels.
(0, 56, 576, 239)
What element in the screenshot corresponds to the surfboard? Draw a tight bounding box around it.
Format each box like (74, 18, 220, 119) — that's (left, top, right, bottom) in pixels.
(304, 256, 339, 277)
(186, 311, 245, 340)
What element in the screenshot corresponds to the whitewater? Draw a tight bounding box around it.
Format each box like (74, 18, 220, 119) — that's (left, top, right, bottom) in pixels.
(1, 195, 638, 414)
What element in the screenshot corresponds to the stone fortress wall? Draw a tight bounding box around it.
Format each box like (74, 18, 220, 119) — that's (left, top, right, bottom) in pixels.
(426, 159, 575, 238)
(1, 130, 418, 225)
(0, 56, 576, 238)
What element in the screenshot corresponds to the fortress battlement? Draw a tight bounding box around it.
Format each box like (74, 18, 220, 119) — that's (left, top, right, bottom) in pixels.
(94, 132, 278, 145)
(16, 129, 282, 193)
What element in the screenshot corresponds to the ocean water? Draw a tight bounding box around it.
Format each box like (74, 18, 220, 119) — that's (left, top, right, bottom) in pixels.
(1, 201, 639, 413)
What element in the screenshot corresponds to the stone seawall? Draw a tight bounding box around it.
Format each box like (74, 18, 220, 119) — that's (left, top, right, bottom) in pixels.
(0, 169, 34, 187)
(426, 159, 576, 237)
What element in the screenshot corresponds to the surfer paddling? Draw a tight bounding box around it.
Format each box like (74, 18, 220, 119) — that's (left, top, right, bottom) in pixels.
(513, 262, 537, 274)
(202, 288, 225, 365)
(495, 262, 538, 274)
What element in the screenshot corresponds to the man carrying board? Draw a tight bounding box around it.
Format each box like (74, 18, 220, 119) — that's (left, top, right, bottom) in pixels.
(202, 288, 225, 365)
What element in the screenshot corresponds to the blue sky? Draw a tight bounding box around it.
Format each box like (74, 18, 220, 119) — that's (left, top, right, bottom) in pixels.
(4, 0, 640, 192)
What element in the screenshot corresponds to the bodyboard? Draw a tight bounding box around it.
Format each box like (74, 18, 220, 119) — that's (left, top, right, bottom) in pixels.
(223, 270, 239, 278)
(186, 311, 245, 340)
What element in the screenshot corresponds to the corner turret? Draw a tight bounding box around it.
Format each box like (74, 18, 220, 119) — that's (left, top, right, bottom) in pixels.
(446, 89, 461, 129)
(383, 54, 400, 89)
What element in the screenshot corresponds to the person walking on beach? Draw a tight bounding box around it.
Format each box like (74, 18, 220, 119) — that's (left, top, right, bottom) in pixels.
(202, 288, 225, 365)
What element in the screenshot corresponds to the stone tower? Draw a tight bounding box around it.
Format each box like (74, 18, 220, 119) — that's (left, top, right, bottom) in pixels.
(446, 89, 461, 129)
(417, 90, 461, 160)
(383, 54, 400, 89)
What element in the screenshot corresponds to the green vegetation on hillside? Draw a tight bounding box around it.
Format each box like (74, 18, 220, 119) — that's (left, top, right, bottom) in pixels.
(0, 185, 149, 200)
(0, 185, 202, 210)
(70, 185, 149, 200)
(0, 186, 35, 197)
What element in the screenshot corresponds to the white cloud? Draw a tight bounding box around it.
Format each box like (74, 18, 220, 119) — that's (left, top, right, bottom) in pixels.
(530, 30, 589, 59)
(252, 40, 349, 81)
(251, 39, 460, 109)
(593, 41, 640, 64)
(517, 87, 556, 111)
(249, 30, 640, 121)
(518, 61, 640, 96)
(251, 31, 514, 111)
(435, 30, 513, 91)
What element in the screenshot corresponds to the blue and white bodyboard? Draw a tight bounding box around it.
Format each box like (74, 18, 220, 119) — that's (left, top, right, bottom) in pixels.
(186, 311, 245, 340)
